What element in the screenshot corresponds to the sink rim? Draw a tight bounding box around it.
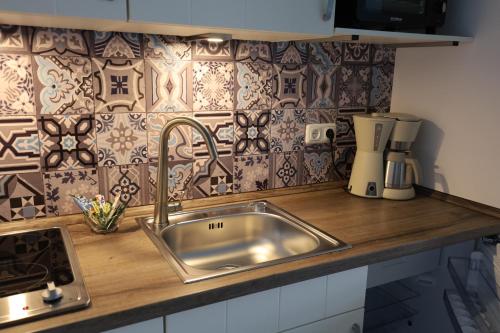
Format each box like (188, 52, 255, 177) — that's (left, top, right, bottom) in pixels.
(136, 201, 351, 283)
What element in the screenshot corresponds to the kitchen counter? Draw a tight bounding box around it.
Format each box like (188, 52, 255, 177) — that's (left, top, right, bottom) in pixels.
(3, 183, 500, 333)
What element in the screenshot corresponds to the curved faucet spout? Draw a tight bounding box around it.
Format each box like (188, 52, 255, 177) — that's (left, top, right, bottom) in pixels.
(154, 117, 218, 225)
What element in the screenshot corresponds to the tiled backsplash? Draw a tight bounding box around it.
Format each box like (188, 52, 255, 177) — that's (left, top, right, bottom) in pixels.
(0, 25, 395, 222)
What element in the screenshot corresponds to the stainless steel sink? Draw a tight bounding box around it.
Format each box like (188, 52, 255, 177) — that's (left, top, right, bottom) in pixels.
(137, 201, 350, 283)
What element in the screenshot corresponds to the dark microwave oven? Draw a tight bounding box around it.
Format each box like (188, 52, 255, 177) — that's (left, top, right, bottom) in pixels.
(335, 0, 447, 33)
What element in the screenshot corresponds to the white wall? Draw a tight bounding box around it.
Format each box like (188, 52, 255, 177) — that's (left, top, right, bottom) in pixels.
(391, 0, 500, 208)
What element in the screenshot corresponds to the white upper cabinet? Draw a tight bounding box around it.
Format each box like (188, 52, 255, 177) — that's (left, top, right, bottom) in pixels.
(55, 0, 127, 21)
(128, 0, 191, 25)
(245, 0, 334, 36)
(191, 0, 245, 29)
(0, 0, 56, 15)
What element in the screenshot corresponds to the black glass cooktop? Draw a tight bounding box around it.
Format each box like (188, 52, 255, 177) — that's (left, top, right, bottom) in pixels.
(0, 228, 74, 298)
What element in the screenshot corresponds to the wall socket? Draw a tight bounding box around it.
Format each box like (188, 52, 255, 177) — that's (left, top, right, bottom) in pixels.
(305, 123, 337, 144)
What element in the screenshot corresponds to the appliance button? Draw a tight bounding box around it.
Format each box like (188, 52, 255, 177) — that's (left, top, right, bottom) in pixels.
(41, 281, 63, 303)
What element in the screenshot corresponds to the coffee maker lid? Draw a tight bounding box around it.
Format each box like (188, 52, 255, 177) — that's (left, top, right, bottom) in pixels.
(379, 112, 420, 122)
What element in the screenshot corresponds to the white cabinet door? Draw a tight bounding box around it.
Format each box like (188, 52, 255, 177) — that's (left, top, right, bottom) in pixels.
(279, 276, 328, 331)
(191, 0, 245, 29)
(244, 0, 334, 36)
(103, 318, 164, 333)
(227, 288, 280, 333)
(281, 308, 364, 333)
(326, 266, 368, 317)
(55, 0, 127, 21)
(128, 0, 191, 25)
(0, 0, 56, 15)
(166, 301, 227, 333)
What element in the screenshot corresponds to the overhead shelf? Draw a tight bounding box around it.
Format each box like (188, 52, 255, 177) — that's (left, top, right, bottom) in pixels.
(330, 27, 473, 47)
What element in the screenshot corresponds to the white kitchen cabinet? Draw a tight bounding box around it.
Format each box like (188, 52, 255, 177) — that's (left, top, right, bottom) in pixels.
(102, 317, 164, 333)
(326, 266, 368, 317)
(166, 301, 227, 333)
(244, 0, 334, 36)
(191, 0, 245, 29)
(279, 276, 328, 331)
(227, 288, 280, 333)
(55, 0, 127, 21)
(280, 308, 364, 333)
(0, 0, 55, 15)
(128, 0, 191, 25)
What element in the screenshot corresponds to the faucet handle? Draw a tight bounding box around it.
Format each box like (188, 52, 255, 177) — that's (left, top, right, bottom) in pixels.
(167, 190, 185, 213)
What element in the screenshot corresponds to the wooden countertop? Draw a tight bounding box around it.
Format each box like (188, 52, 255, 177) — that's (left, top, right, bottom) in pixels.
(4, 184, 500, 333)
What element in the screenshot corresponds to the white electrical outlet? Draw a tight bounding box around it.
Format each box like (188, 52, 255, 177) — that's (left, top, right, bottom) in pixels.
(305, 123, 336, 144)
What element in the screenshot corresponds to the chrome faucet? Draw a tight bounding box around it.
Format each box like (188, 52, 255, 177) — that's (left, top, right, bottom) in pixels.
(154, 117, 218, 226)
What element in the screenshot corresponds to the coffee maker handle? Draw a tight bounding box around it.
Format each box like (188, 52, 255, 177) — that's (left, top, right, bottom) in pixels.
(405, 157, 422, 185)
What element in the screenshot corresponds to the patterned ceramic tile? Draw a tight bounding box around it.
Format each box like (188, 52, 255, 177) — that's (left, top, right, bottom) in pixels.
(303, 149, 333, 184)
(0, 54, 34, 115)
(192, 40, 233, 60)
(372, 45, 396, 65)
(43, 168, 99, 216)
(96, 113, 148, 166)
(31, 28, 90, 56)
(270, 151, 303, 188)
(235, 62, 273, 110)
(0, 25, 30, 53)
(270, 109, 305, 153)
(368, 106, 390, 113)
(370, 63, 394, 107)
(193, 111, 233, 158)
(98, 164, 150, 207)
(38, 115, 97, 171)
(342, 43, 371, 64)
(145, 59, 192, 112)
(193, 61, 234, 111)
(309, 42, 342, 67)
(93, 31, 142, 59)
(335, 144, 356, 178)
(234, 40, 272, 63)
(336, 108, 367, 144)
(234, 110, 270, 156)
(233, 154, 269, 193)
(337, 65, 371, 107)
(307, 64, 338, 108)
(273, 42, 308, 64)
(33, 56, 93, 115)
(0, 117, 40, 175)
(143, 35, 192, 61)
(0, 173, 46, 222)
(272, 64, 307, 109)
(305, 109, 337, 124)
(192, 156, 233, 199)
(148, 160, 193, 202)
(147, 112, 192, 161)
(93, 58, 145, 113)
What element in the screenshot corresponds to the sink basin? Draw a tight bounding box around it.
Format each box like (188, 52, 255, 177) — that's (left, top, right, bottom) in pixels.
(137, 201, 350, 283)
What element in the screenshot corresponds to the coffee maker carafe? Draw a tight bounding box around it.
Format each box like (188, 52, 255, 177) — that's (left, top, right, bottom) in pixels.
(382, 113, 422, 200)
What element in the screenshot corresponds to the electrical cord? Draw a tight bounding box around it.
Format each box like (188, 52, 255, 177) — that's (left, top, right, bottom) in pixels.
(326, 129, 344, 181)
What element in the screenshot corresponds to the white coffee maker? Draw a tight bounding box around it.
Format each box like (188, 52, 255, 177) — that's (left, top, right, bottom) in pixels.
(348, 114, 395, 198)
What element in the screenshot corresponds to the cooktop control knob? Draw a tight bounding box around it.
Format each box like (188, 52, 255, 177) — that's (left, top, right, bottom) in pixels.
(41, 281, 63, 302)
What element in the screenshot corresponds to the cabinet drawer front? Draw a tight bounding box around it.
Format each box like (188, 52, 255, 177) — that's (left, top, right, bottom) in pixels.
(0, 0, 55, 14)
(166, 301, 226, 333)
(227, 288, 279, 333)
(279, 276, 328, 331)
(281, 308, 364, 333)
(103, 318, 164, 333)
(367, 249, 441, 288)
(327, 266, 368, 317)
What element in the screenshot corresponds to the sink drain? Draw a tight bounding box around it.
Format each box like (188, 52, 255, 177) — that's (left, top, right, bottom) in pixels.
(216, 264, 240, 270)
